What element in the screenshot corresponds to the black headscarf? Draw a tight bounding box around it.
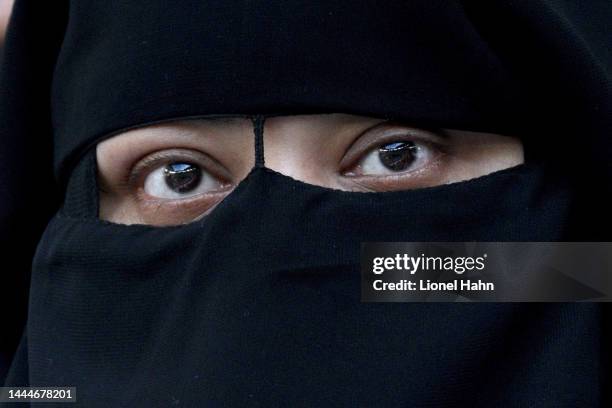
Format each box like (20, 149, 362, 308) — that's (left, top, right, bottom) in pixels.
(1, 0, 610, 406)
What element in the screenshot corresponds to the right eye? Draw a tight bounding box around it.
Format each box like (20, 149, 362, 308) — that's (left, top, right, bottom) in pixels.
(118, 148, 235, 225)
(95, 120, 253, 226)
(144, 161, 224, 199)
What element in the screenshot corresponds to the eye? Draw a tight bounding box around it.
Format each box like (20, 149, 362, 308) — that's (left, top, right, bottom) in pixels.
(143, 161, 225, 199)
(99, 146, 236, 225)
(350, 140, 436, 176)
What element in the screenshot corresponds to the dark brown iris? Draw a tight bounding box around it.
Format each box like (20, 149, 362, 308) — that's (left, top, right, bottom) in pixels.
(378, 142, 418, 171)
(163, 162, 202, 193)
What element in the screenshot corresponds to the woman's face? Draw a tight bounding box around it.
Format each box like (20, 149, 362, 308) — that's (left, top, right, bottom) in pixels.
(97, 113, 524, 226)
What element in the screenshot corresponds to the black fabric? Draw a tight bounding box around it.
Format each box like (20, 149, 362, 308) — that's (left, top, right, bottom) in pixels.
(0, 43, 5, 383)
(0, 0, 610, 406)
(0, 1, 66, 384)
(9, 158, 602, 407)
(50, 0, 530, 182)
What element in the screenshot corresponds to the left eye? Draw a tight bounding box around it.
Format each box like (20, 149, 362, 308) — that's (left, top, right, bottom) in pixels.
(143, 162, 224, 199)
(356, 140, 434, 175)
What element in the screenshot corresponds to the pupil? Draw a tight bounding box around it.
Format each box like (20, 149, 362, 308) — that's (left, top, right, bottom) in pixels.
(163, 162, 202, 193)
(378, 141, 418, 171)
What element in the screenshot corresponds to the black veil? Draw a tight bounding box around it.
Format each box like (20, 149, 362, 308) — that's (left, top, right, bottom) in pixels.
(0, 1, 610, 405)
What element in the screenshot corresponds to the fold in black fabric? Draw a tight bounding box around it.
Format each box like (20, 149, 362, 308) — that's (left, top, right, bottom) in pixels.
(0, 0, 610, 406)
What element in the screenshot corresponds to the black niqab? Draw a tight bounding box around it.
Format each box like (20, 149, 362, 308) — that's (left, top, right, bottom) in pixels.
(1, 1, 610, 406)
